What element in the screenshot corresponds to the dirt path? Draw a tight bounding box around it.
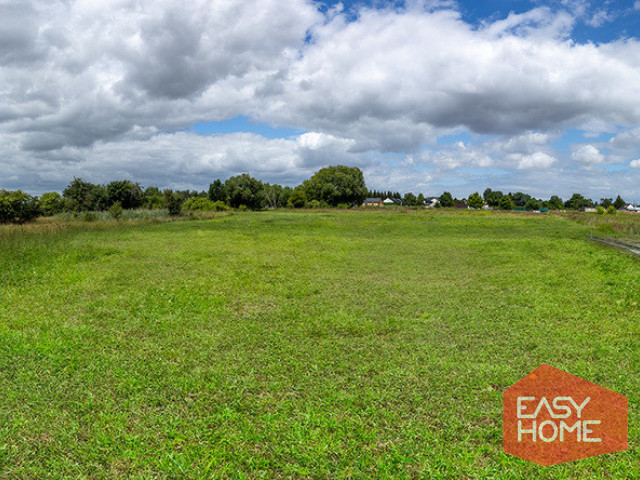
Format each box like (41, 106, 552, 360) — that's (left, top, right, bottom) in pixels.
(589, 236, 640, 257)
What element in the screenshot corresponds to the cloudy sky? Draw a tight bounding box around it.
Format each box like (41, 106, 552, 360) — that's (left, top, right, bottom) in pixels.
(2, 0, 640, 200)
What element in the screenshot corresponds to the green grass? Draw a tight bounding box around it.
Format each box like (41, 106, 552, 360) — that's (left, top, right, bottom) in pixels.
(55, 209, 171, 222)
(565, 211, 640, 244)
(0, 210, 638, 479)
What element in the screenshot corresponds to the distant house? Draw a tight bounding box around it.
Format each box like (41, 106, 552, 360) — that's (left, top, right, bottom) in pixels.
(580, 207, 598, 213)
(362, 198, 383, 207)
(425, 197, 439, 208)
(383, 197, 402, 205)
(625, 204, 640, 212)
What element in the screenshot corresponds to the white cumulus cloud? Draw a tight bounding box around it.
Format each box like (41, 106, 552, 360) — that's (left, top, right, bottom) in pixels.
(515, 152, 558, 170)
(572, 145, 606, 165)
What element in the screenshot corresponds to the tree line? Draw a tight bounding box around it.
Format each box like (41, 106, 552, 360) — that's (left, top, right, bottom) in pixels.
(477, 189, 626, 212)
(0, 166, 368, 223)
(0, 164, 632, 224)
(369, 187, 628, 211)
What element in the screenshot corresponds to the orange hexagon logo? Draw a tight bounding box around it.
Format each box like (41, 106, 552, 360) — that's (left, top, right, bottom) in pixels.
(503, 364, 627, 466)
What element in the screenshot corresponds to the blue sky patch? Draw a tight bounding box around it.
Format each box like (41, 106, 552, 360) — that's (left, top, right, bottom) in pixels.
(187, 116, 305, 139)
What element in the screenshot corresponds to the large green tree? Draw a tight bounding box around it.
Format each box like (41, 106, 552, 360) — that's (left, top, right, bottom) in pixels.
(547, 195, 564, 210)
(302, 165, 367, 207)
(498, 195, 514, 210)
(600, 198, 613, 208)
(524, 198, 542, 211)
(279, 186, 293, 207)
(225, 174, 266, 210)
(106, 180, 143, 210)
(208, 179, 227, 203)
(483, 188, 503, 207)
(439, 191, 453, 207)
(287, 188, 307, 208)
(564, 193, 592, 210)
(163, 189, 183, 216)
(510, 191, 532, 207)
(263, 183, 284, 209)
(467, 192, 484, 209)
(613, 195, 626, 210)
(403, 192, 419, 206)
(62, 177, 107, 211)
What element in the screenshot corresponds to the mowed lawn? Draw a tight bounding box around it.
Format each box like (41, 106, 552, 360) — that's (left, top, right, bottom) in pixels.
(0, 210, 638, 479)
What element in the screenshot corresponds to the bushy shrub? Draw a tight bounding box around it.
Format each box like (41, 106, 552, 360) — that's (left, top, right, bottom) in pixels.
(183, 197, 215, 212)
(0, 190, 39, 224)
(212, 201, 229, 212)
(142, 187, 164, 209)
(163, 190, 182, 216)
(182, 197, 230, 212)
(109, 201, 123, 220)
(607, 205, 617, 215)
(597, 206, 605, 215)
(308, 199, 322, 209)
(38, 192, 65, 216)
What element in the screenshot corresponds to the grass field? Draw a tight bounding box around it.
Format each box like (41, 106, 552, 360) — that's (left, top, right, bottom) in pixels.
(0, 210, 638, 479)
(569, 211, 640, 245)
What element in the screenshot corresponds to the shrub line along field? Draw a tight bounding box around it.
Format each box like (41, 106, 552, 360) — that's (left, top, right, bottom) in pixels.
(0, 210, 638, 479)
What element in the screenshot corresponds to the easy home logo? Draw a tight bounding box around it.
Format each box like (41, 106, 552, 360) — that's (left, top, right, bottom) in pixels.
(503, 364, 627, 466)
